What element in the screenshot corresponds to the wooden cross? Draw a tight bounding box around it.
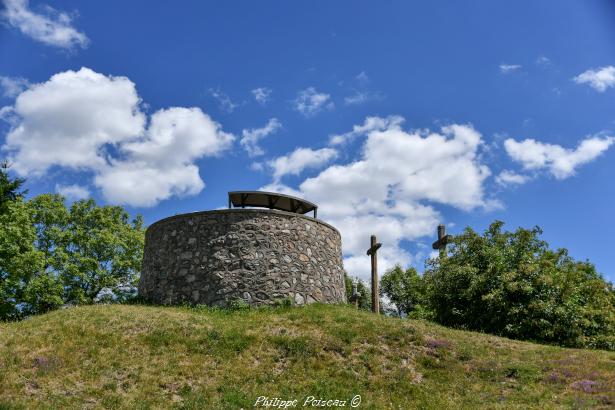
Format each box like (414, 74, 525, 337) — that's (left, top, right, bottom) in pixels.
(366, 235, 382, 314)
(432, 224, 452, 257)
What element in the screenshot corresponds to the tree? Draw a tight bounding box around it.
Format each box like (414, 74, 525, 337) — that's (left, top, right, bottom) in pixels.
(0, 199, 44, 319)
(61, 198, 145, 304)
(0, 169, 62, 319)
(380, 265, 426, 317)
(0, 194, 145, 320)
(22, 272, 64, 315)
(0, 160, 26, 214)
(29, 194, 70, 274)
(422, 221, 615, 350)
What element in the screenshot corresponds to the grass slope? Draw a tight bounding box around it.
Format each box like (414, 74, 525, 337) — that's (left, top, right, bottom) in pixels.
(1, 304, 614, 409)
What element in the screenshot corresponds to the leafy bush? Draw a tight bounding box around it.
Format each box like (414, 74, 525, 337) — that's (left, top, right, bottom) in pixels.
(227, 298, 251, 311)
(421, 221, 615, 350)
(380, 265, 427, 317)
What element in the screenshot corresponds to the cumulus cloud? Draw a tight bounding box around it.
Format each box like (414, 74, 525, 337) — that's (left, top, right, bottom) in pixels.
(1, 0, 89, 49)
(329, 115, 404, 145)
(240, 118, 282, 157)
(574, 66, 615, 92)
(2, 67, 234, 207)
(293, 87, 334, 117)
(499, 64, 522, 74)
(495, 170, 529, 186)
(263, 117, 493, 279)
(95, 107, 234, 207)
(120, 107, 232, 161)
(0, 75, 31, 98)
(3, 68, 145, 175)
(251, 87, 272, 105)
(94, 162, 205, 208)
(267, 147, 337, 182)
(504, 135, 614, 179)
(55, 183, 89, 200)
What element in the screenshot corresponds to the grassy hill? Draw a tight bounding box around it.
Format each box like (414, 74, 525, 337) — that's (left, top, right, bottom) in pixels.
(1, 304, 613, 409)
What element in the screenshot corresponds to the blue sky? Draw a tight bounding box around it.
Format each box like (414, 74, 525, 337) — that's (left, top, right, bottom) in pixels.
(1, 0, 614, 281)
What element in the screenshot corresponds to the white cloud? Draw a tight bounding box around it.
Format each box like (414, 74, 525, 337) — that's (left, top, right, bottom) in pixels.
(0, 76, 31, 98)
(251, 87, 272, 105)
(344, 91, 370, 106)
(574, 66, 615, 92)
(308, 123, 491, 212)
(504, 135, 614, 179)
(329, 115, 404, 145)
(120, 107, 232, 161)
(240, 118, 282, 157)
(1, 0, 89, 49)
(343, 72, 382, 106)
(55, 183, 89, 200)
(96, 106, 233, 207)
(267, 147, 337, 182)
(499, 64, 522, 74)
(293, 87, 334, 117)
(4, 68, 145, 175)
(258, 181, 303, 198)
(2, 67, 234, 207)
(0, 106, 14, 123)
(209, 87, 239, 113)
(94, 162, 205, 208)
(344, 91, 384, 107)
(263, 117, 493, 280)
(495, 170, 529, 186)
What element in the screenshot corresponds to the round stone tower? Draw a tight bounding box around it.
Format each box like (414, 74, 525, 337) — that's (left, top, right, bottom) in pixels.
(138, 191, 346, 306)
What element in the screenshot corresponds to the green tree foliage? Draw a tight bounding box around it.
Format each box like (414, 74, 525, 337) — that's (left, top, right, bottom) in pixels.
(422, 221, 615, 350)
(344, 271, 352, 301)
(380, 265, 426, 317)
(0, 199, 44, 319)
(0, 161, 26, 214)
(0, 192, 145, 320)
(61, 198, 145, 304)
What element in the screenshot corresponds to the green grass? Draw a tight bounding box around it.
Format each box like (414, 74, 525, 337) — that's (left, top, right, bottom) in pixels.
(1, 304, 614, 409)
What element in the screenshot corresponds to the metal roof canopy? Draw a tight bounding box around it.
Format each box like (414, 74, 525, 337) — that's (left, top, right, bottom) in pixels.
(228, 191, 318, 218)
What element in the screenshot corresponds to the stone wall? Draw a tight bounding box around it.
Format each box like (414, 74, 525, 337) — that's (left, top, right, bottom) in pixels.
(139, 209, 346, 306)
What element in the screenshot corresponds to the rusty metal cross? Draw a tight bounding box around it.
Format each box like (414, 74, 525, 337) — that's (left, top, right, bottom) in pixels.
(366, 235, 382, 314)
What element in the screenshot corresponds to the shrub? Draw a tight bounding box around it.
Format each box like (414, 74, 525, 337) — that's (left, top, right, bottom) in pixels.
(422, 221, 614, 350)
(381, 265, 427, 317)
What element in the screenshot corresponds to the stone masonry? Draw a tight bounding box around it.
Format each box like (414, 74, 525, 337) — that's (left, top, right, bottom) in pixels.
(139, 209, 346, 306)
